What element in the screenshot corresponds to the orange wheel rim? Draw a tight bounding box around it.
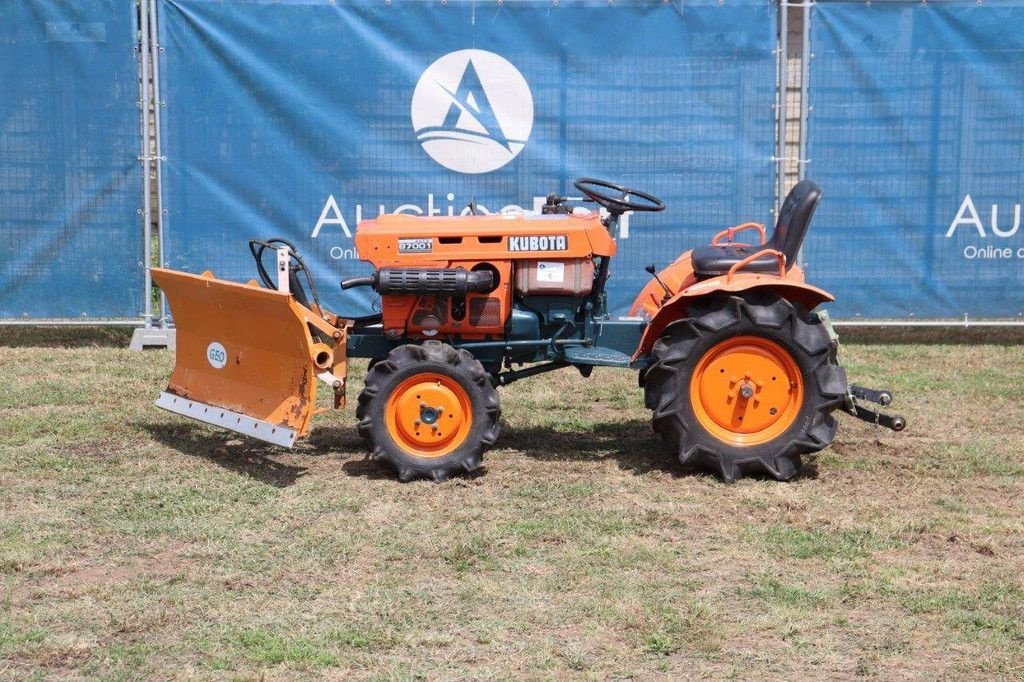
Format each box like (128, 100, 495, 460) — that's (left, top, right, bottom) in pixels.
(384, 372, 472, 458)
(689, 336, 804, 447)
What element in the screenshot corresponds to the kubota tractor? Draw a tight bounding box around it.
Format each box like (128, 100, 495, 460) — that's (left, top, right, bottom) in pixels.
(151, 178, 904, 483)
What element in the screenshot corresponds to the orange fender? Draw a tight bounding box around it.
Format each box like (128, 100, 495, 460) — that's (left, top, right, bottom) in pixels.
(629, 252, 834, 361)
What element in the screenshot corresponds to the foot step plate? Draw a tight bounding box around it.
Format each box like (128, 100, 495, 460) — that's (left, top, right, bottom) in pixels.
(563, 345, 633, 368)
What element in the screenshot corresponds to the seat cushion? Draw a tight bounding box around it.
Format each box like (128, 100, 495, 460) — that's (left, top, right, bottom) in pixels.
(691, 244, 781, 278)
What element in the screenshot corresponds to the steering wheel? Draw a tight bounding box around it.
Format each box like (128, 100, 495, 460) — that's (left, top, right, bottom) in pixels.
(573, 177, 666, 215)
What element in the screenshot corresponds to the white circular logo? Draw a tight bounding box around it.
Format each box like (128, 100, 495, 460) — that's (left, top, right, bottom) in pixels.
(411, 49, 534, 174)
(206, 342, 227, 369)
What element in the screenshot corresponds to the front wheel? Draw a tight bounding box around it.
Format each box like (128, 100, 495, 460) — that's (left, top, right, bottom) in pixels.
(643, 294, 848, 482)
(356, 341, 501, 482)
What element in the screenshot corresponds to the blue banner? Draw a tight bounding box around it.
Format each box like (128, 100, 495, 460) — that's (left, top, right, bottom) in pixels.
(807, 0, 1024, 319)
(0, 0, 143, 320)
(157, 0, 777, 317)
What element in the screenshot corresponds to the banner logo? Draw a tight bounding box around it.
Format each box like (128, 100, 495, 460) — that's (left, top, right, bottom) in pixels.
(411, 49, 533, 174)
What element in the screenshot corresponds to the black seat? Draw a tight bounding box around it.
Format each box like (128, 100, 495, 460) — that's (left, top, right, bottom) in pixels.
(691, 180, 822, 279)
(690, 244, 784, 278)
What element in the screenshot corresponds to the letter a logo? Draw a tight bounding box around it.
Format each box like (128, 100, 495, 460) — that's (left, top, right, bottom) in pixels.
(411, 50, 534, 174)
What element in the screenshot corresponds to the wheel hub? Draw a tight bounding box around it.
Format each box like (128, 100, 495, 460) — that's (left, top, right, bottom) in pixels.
(385, 373, 471, 457)
(689, 336, 804, 446)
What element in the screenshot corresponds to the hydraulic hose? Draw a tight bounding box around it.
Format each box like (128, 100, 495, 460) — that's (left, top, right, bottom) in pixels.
(248, 238, 323, 312)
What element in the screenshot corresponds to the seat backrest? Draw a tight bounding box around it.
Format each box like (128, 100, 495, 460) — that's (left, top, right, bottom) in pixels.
(767, 179, 822, 270)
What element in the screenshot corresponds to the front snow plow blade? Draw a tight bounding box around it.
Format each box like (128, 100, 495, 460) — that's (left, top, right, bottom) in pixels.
(151, 268, 347, 447)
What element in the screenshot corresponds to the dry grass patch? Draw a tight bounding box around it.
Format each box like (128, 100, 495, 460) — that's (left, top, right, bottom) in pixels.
(0, 330, 1022, 678)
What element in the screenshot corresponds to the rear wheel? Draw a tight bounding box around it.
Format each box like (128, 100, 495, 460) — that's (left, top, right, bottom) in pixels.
(643, 293, 847, 482)
(357, 341, 501, 481)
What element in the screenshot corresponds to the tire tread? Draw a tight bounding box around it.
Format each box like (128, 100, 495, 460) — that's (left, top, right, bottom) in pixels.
(356, 341, 501, 482)
(644, 294, 845, 483)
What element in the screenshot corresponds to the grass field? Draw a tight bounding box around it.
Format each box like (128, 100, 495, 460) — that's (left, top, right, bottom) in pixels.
(1, 329, 1022, 679)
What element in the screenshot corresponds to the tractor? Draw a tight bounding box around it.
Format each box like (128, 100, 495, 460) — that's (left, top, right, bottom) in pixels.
(151, 178, 904, 483)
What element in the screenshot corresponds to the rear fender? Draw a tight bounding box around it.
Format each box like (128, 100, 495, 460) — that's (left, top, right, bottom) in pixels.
(629, 252, 699, 320)
(632, 269, 834, 361)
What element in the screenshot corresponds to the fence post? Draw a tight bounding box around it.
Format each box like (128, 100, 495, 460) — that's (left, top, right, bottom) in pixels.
(148, 0, 168, 327)
(797, 0, 811, 270)
(776, 0, 788, 214)
(139, 0, 153, 329)
(130, 0, 176, 350)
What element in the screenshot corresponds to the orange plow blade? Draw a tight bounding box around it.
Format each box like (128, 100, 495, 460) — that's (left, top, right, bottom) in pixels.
(152, 268, 342, 447)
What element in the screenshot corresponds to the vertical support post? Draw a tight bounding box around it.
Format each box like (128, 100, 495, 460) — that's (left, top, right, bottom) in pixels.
(148, 0, 168, 326)
(797, 0, 811, 270)
(139, 0, 153, 329)
(129, 0, 177, 350)
(776, 0, 789, 214)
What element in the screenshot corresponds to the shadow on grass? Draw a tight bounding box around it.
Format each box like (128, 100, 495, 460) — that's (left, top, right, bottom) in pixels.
(140, 418, 819, 485)
(306, 420, 684, 480)
(500, 419, 679, 475)
(497, 419, 819, 482)
(298, 425, 492, 481)
(306, 427, 404, 482)
(141, 421, 321, 488)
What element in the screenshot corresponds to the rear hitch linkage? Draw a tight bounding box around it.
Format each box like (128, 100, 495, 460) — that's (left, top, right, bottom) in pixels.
(850, 384, 892, 406)
(845, 384, 906, 431)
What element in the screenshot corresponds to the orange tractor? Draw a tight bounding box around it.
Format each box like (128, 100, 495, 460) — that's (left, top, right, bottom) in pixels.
(152, 178, 904, 483)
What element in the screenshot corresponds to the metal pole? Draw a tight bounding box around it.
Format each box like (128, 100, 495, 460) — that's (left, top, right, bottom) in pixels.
(798, 1, 810, 183)
(797, 0, 811, 269)
(777, 0, 788, 212)
(138, 0, 153, 329)
(128, 0, 175, 350)
(148, 0, 167, 326)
